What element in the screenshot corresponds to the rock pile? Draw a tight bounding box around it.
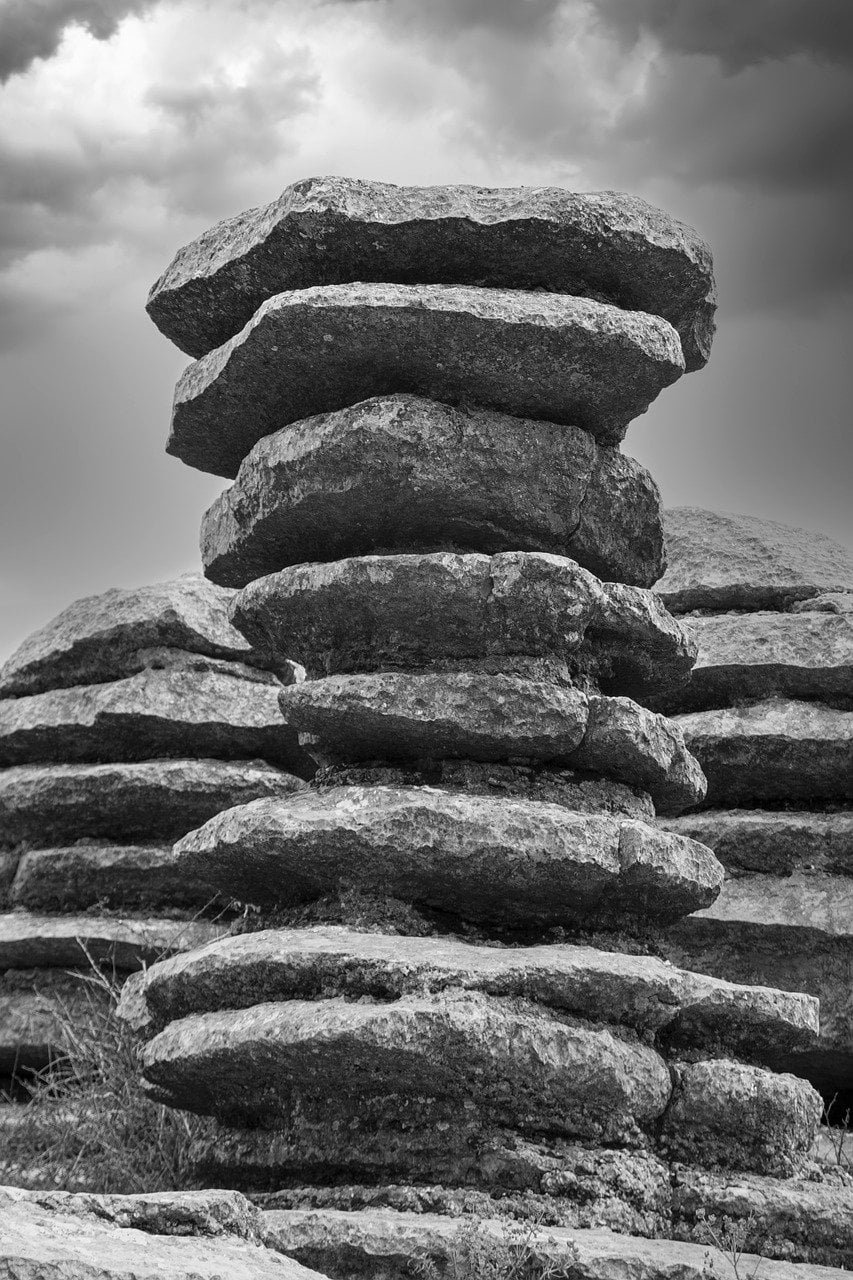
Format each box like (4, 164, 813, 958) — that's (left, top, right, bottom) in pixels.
(132, 179, 851, 1275)
(0, 575, 314, 1085)
(653, 507, 853, 1106)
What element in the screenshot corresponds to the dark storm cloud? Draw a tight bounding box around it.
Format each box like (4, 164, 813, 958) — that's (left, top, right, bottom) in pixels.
(0, 0, 157, 81)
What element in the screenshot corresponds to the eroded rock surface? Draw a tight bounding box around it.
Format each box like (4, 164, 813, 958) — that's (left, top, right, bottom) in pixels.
(0, 912, 225, 969)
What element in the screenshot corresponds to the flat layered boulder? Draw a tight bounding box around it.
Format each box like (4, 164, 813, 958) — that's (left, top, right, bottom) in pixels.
(147, 175, 716, 368)
(0, 1185, 323, 1280)
(173, 785, 722, 926)
(0, 667, 313, 774)
(0, 758, 306, 845)
(279, 675, 705, 813)
(201, 394, 664, 588)
(656, 507, 853, 612)
(130, 926, 818, 1061)
(0, 575, 274, 697)
(0, 968, 105, 1075)
(662, 810, 853, 876)
(8, 844, 217, 913)
(168, 284, 685, 476)
(142, 992, 672, 1139)
(661, 1058, 821, 1175)
(232, 552, 696, 701)
(0, 912, 224, 969)
(675, 699, 853, 804)
(661, 610, 853, 710)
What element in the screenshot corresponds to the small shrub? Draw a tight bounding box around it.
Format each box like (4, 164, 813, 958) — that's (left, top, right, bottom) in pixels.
(411, 1216, 579, 1280)
(822, 1093, 851, 1169)
(697, 1210, 764, 1280)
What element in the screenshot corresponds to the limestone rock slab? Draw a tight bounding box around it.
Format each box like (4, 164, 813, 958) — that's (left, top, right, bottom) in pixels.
(132, 926, 818, 1061)
(142, 992, 672, 1140)
(0, 667, 313, 773)
(279, 675, 704, 814)
(661, 810, 853, 876)
(0, 1185, 324, 1280)
(0, 912, 224, 969)
(662, 610, 853, 710)
(0, 574, 274, 697)
(168, 284, 685, 476)
(0, 758, 306, 846)
(656, 507, 853, 613)
(201, 394, 665, 588)
(0, 968, 106, 1075)
(675, 699, 853, 804)
(8, 844, 217, 913)
(173, 785, 722, 926)
(232, 552, 696, 701)
(148, 175, 716, 368)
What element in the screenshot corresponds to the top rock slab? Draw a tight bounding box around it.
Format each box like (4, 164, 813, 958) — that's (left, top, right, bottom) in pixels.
(656, 507, 853, 613)
(147, 175, 716, 370)
(0, 575, 274, 697)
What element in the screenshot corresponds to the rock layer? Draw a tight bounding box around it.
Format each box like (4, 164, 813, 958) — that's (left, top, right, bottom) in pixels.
(169, 283, 685, 476)
(147, 175, 716, 368)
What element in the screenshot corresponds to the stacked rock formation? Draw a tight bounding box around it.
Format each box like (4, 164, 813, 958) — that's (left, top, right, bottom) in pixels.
(0, 575, 314, 1087)
(653, 507, 853, 1108)
(131, 179, 851, 1274)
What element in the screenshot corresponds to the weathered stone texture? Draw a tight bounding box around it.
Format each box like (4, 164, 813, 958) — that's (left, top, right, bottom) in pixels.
(169, 284, 685, 476)
(147, 175, 716, 368)
(173, 785, 722, 926)
(201, 394, 664, 588)
(662, 810, 853, 877)
(0, 968, 106, 1075)
(675, 698, 853, 804)
(0, 912, 224, 970)
(0, 667, 313, 773)
(656, 507, 853, 613)
(0, 574, 275, 697)
(8, 844, 216, 913)
(0, 758, 306, 846)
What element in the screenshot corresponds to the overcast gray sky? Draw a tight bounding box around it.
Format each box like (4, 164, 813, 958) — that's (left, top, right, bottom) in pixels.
(1, 0, 851, 658)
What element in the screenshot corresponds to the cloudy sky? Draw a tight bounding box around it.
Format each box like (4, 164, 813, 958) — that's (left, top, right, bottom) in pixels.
(1, 0, 851, 657)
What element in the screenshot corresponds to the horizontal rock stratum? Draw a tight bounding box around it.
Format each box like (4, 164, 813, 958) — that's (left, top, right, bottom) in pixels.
(200, 394, 665, 588)
(168, 284, 685, 475)
(146, 175, 716, 368)
(173, 785, 722, 926)
(231, 552, 696, 700)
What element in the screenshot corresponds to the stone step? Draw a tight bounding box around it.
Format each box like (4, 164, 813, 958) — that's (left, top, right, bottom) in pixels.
(264, 1207, 850, 1280)
(662, 810, 853, 876)
(1, 1186, 324, 1280)
(0, 667, 313, 774)
(0, 758, 306, 845)
(141, 991, 672, 1142)
(0, 912, 225, 970)
(127, 925, 818, 1062)
(0, 574, 275, 697)
(280, 674, 705, 814)
(655, 507, 853, 614)
(7, 844, 218, 913)
(172, 785, 723, 927)
(232, 551, 696, 702)
(200, 394, 664, 589)
(147, 175, 716, 369)
(168, 284, 685, 477)
(675, 699, 853, 805)
(663, 870, 853, 1096)
(658, 610, 853, 711)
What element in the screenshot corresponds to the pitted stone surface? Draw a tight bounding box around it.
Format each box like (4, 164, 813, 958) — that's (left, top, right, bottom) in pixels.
(658, 610, 853, 710)
(142, 992, 672, 1140)
(201, 394, 665, 588)
(661, 810, 853, 877)
(168, 284, 685, 476)
(173, 785, 722, 926)
(0, 575, 273, 697)
(661, 1059, 822, 1175)
(8, 844, 216, 913)
(656, 507, 853, 613)
(131, 926, 818, 1060)
(231, 552, 696, 700)
(0, 758, 307, 846)
(0, 667, 313, 774)
(279, 675, 705, 814)
(675, 699, 853, 805)
(0, 912, 224, 969)
(148, 176, 716, 368)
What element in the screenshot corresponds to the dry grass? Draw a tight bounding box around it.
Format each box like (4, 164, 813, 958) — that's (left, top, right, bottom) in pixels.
(411, 1216, 579, 1280)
